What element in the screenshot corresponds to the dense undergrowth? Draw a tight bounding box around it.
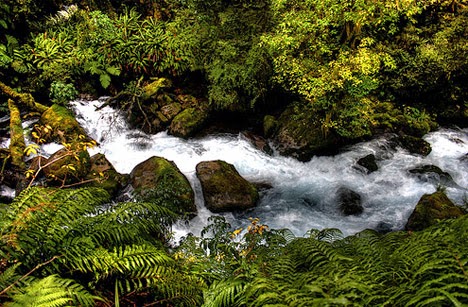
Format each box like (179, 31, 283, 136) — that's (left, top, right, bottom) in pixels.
(0, 187, 467, 306)
(1, 0, 467, 138)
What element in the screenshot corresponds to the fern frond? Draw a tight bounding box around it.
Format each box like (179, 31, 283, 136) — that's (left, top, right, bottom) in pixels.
(4, 275, 101, 307)
(203, 279, 246, 307)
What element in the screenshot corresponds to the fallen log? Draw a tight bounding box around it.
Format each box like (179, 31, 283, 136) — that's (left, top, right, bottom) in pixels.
(0, 81, 48, 113)
(8, 99, 26, 170)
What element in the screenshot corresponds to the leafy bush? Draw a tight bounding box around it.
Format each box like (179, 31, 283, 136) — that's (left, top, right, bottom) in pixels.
(49, 80, 78, 105)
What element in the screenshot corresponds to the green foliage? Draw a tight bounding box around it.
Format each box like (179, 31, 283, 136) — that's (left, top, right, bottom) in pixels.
(0, 187, 203, 306)
(5, 275, 99, 307)
(176, 0, 272, 110)
(174, 214, 468, 307)
(49, 80, 78, 105)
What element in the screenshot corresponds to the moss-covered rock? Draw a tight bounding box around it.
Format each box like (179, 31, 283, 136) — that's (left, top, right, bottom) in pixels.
(196, 160, 259, 213)
(169, 108, 208, 138)
(129, 156, 196, 216)
(405, 191, 465, 231)
(398, 134, 432, 156)
(263, 115, 278, 138)
(42, 147, 90, 186)
(85, 153, 128, 197)
(142, 78, 172, 100)
(38, 104, 88, 143)
(272, 103, 342, 161)
(160, 102, 182, 121)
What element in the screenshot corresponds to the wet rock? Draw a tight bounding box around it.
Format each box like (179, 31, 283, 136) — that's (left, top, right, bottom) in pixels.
(85, 153, 128, 197)
(405, 191, 465, 231)
(337, 187, 364, 216)
(169, 108, 208, 138)
(356, 154, 378, 174)
(160, 102, 182, 121)
(375, 221, 393, 234)
(398, 134, 431, 156)
(242, 131, 273, 155)
(272, 103, 342, 161)
(408, 165, 460, 188)
(196, 160, 259, 213)
(130, 156, 196, 216)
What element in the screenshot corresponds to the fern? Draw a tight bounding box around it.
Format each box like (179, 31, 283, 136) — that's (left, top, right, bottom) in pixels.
(0, 187, 203, 305)
(4, 275, 99, 307)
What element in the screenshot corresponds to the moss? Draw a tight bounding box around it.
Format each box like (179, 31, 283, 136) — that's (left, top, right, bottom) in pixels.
(7, 99, 26, 169)
(196, 160, 259, 213)
(84, 153, 128, 197)
(406, 191, 465, 231)
(263, 115, 277, 138)
(39, 104, 88, 143)
(142, 78, 172, 100)
(0, 81, 48, 113)
(43, 147, 91, 185)
(130, 156, 196, 216)
(169, 108, 208, 138)
(274, 103, 342, 161)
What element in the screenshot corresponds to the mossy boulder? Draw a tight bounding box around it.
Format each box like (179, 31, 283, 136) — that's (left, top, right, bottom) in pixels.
(85, 153, 128, 197)
(169, 108, 208, 138)
(263, 115, 278, 138)
(129, 156, 196, 216)
(142, 78, 172, 100)
(272, 103, 341, 161)
(405, 191, 465, 231)
(196, 160, 259, 213)
(42, 147, 90, 185)
(38, 104, 88, 143)
(398, 134, 432, 156)
(160, 102, 182, 121)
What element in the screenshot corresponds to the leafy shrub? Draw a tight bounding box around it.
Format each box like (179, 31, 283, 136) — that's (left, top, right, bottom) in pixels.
(49, 80, 78, 105)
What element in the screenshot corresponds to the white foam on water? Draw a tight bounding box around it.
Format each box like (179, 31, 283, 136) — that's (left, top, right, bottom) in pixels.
(70, 99, 468, 239)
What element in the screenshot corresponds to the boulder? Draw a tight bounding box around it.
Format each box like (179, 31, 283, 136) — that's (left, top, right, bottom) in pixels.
(356, 154, 378, 174)
(398, 134, 431, 156)
(169, 108, 208, 138)
(42, 147, 90, 186)
(142, 78, 172, 100)
(38, 104, 89, 143)
(405, 191, 465, 231)
(408, 165, 460, 188)
(129, 156, 196, 216)
(160, 102, 182, 121)
(196, 160, 259, 213)
(242, 131, 273, 155)
(337, 187, 364, 216)
(272, 103, 341, 161)
(85, 153, 128, 197)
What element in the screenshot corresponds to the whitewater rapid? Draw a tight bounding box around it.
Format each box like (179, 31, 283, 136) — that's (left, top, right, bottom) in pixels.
(65, 98, 468, 238)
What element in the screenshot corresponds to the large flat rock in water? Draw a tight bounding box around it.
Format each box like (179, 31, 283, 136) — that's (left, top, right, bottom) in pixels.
(196, 160, 258, 213)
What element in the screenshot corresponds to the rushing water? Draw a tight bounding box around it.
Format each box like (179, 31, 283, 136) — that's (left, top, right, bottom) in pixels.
(37, 98, 468, 238)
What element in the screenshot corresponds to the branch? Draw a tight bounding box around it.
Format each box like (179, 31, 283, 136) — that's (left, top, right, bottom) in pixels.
(0, 255, 60, 297)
